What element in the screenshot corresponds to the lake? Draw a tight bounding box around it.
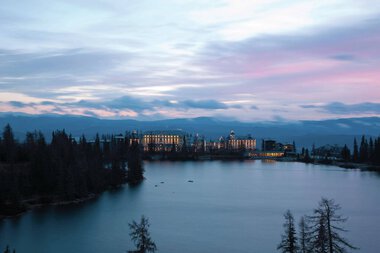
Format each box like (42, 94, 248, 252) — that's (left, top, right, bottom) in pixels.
(1, 161, 379, 253)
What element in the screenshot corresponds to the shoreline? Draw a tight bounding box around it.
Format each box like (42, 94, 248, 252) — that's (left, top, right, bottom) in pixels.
(0, 193, 99, 220)
(298, 159, 380, 172)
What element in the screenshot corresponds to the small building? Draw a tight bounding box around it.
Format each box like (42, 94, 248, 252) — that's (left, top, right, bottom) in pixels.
(114, 134, 125, 143)
(262, 139, 276, 151)
(217, 136, 226, 150)
(312, 144, 343, 160)
(128, 130, 140, 145)
(190, 133, 207, 153)
(283, 143, 295, 152)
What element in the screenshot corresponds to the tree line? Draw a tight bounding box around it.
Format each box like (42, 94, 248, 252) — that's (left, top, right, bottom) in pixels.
(2, 246, 15, 253)
(0, 124, 144, 216)
(298, 135, 380, 165)
(341, 136, 380, 165)
(278, 198, 357, 253)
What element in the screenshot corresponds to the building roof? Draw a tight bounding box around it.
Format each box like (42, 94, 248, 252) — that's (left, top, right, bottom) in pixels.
(226, 135, 254, 140)
(143, 130, 186, 136)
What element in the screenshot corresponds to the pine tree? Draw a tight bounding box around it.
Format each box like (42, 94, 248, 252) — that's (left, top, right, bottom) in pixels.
(2, 124, 16, 163)
(368, 138, 374, 163)
(278, 210, 298, 253)
(352, 138, 359, 163)
(359, 136, 368, 163)
(182, 135, 188, 153)
(308, 198, 357, 253)
(128, 215, 157, 253)
(313, 214, 328, 253)
(127, 141, 144, 184)
(3, 245, 15, 253)
(341, 145, 351, 162)
(299, 216, 311, 253)
(304, 149, 311, 163)
(375, 137, 380, 165)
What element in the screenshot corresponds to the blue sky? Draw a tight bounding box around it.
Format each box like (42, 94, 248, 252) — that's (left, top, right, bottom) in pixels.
(1, 0, 380, 121)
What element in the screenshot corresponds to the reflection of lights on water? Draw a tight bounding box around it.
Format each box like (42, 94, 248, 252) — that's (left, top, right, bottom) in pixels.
(248, 151, 285, 158)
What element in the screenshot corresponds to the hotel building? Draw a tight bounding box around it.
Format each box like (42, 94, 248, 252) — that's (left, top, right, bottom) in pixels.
(226, 130, 256, 151)
(142, 130, 184, 152)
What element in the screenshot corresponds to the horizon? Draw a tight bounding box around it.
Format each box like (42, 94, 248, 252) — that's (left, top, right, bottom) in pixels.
(1, 1, 380, 121)
(1, 113, 379, 147)
(1, 112, 380, 123)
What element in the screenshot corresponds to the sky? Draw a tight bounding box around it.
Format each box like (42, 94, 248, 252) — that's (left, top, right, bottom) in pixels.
(1, 0, 380, 121)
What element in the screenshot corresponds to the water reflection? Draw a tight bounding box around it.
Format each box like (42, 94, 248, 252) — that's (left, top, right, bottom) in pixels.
(1, 161, 379, 253)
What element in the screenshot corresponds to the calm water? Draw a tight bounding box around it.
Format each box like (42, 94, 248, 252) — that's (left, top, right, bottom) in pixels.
(1, 161, 380, 253)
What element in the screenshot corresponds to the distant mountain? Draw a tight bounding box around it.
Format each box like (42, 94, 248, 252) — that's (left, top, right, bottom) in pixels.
(0, 113, 379, 149)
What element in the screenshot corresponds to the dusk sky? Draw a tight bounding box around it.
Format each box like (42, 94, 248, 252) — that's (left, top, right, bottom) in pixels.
(1, 0, 380, 121)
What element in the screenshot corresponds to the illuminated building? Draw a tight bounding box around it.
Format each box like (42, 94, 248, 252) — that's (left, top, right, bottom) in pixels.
(191, 133, 207, 152)
(129, 130, 140, 144)
(226, 130, 256, 150)
(142, 130, 184, 152)
(218, 136, 226, 150)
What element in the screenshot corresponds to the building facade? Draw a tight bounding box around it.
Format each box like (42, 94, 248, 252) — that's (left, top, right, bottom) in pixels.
(226, 130, 256, 151)
(142, 130, 184, 152)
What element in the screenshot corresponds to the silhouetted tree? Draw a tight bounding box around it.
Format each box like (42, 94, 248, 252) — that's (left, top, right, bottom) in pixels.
(0, 124, 133, 216)
(129, 215, 157, 253)
(181, 135, 188, 153)
(341, 145, 351, 162)
(3, 245, 15, 253)
(307, 198, 357, 253)
(374, 137, 380, 165)
(304, 149, 312, 163)
(349, 135, 380, 164)
(127, 141, 144, 184)
(352, 138, 359, 163)
(359, 136, 368, 163)
(278, 210, 298, 253)
(1, 124, 16, 163)
(310, 213, 328, 253)
(299, 216, 311, 253)
(368, 137, 374, 163)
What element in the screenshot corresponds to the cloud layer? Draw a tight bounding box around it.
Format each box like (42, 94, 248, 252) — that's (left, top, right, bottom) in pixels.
(0, 1, 380, 120)
(302, 102, 380, 115)
(1, 96, 234, 120)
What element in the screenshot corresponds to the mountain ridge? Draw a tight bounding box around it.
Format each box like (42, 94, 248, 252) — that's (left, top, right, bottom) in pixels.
(0, 113, 379, 149)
